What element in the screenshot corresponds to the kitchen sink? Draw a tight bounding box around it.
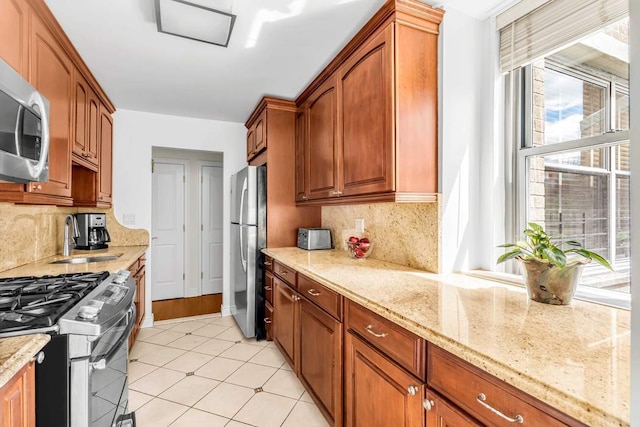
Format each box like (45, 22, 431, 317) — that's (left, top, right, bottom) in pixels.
(50, 254, 122, 264)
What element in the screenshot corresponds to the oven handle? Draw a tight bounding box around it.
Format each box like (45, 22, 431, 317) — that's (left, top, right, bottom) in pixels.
(90, 305, 136, 371)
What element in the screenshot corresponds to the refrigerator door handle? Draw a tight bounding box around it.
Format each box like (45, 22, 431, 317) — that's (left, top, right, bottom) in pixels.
(239, 225, 247, 272)
(239, 177, 248, 226)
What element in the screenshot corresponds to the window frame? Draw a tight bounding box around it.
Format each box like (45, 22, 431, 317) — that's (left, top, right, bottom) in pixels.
(507, 60, 630, 307)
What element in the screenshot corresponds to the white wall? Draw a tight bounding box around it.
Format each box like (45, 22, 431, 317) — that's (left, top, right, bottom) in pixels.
(439, 8, 493, 272)
(113, 109, 246, 324)
(629, 0, 639, 422)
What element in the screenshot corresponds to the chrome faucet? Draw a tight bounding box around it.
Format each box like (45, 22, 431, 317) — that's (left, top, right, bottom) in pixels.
(63, 214, 80, 256)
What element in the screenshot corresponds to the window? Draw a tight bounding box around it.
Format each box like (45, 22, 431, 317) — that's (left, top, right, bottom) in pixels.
(511, 17, 630, 303)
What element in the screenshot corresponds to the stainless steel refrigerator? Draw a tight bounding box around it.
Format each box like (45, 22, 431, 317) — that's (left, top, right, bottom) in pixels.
(230, 165, 267, 338)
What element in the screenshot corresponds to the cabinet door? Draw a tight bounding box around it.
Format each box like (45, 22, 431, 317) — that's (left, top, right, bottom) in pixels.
(265, 301, 274, 341)
(299, 299, 342, 426)
(0, 361, 35, 427)
(97, 104, 112, 205)
(246, 127, 255, 161)
(28, 13, 73, 199)
(0, 0, 29, 75)
(345, 332, 424, 427)
(254, 110, 267, 153)
(136, 266, 146, 326)
(72, 71, 89, 161)
(295, 108, 308, 202)
(425, 390, 481, 427)
(86, 89, 100, 166)
(273, 278, 298, 369)
(338, 24, 394, 197)
(306, 77, 340, 200)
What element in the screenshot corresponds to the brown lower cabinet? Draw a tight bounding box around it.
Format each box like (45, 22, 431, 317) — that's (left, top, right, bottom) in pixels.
(298, 298, 342, 426)
(344, 331, 424, 427)
(273, 272, 344, 426)
(268, 258, 589, 427)
(0, 361, 35, 427)
(128, 254, 146, 350)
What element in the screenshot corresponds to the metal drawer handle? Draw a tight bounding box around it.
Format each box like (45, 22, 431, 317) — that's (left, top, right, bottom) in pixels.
(365, 324, 388, 338)
(476, 393, 524, 424)
(265, 286, 272, 291)
(307, 289, 321, 297)
(407, 385, 419, 396)
(264, 318, 272, 324)
(423, 399, 434, 411)
(264, 261, 272, 266)
(278, 270, 288, 275)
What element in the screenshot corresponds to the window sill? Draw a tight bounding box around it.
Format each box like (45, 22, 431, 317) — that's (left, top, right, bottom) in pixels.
(464, 270, 630, 310)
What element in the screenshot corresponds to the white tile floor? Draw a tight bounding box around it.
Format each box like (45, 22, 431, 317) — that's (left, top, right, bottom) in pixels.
(128, 314, 329, 427)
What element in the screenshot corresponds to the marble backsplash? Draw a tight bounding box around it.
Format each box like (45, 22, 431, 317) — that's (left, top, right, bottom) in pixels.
(322, 201, 440, 273)
(0, 203, 148, 273)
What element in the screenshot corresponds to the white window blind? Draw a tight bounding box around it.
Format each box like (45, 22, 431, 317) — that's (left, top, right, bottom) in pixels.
(499, 0, 628, 73)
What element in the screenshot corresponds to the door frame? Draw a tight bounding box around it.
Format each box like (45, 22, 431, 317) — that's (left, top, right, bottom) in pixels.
(151, 157, 188, 301)
(197, 160, 224, 297)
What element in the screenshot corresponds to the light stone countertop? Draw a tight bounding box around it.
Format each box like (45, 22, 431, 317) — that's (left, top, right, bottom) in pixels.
(263, 247, 629, 427)
(0, 245, 148, 278)
(0, 334, 50, 388)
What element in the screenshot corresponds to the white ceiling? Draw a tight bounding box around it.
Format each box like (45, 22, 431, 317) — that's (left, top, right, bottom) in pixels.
(44, 0, 512, 123)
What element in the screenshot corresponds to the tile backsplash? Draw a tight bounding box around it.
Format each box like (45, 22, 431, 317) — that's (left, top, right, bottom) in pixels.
(0, 203, 148, 273)
(322, 201, 440, 273)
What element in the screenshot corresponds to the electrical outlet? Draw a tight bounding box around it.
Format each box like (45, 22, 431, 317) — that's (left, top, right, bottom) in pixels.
(123, 214, 136, 225)
(355, 218, 365, 233)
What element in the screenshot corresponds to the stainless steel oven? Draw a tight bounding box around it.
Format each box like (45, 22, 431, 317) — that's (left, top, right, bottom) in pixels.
(60, 271, 137, 427)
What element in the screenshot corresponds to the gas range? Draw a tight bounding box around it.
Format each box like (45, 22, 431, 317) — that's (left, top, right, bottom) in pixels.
(0, 269, 137, 427)
(0, 271, 110, 336)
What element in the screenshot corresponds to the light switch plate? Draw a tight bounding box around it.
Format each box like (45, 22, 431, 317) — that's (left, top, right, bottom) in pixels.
(355, 218, 365, 233)
(123, 214, 136, 225)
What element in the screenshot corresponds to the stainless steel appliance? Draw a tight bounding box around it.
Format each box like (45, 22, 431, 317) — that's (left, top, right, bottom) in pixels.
(230, 165, 266, 339)
(0, 270, 136, 427)
(0, 57, 49, 183)
(297, 228, 332, 250)
(75, 213, 111, 250)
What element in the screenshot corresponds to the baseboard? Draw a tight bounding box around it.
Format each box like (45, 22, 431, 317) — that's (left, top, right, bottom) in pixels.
(152, 294, 222, 321)
(221, 304, 233, 317)
(141, 313, 154, 328)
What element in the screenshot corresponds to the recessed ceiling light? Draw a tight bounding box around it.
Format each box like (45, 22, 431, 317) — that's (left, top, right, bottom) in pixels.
(155, 0, 236, 47)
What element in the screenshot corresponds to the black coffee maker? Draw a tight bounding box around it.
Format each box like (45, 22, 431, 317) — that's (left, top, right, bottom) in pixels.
(75, 213, 111, 250)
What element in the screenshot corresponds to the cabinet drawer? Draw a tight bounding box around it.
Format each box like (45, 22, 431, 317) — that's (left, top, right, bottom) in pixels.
(265, 301, 274, 341)
(128, 259, 139, 275)
(346, 301, 426, 380)
(428, 345, 585, 427)
(273, 260, 297, 288)
(138, 255, 146, 270)
(265, 270, 274, 305)
(264, 255, 273, 272)
(298, 274, 342, 321)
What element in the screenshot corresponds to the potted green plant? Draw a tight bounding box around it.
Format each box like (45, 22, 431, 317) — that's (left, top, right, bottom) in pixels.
(497, 222, 613, 305)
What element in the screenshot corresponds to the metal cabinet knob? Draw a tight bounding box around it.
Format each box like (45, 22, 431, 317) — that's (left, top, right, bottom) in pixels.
(32, 351, 45, 364)
(423, 399, 434, 411)
(407, 385, 419, 396)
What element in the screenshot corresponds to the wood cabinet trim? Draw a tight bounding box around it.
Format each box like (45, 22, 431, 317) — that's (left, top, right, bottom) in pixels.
(245, 96, 296, 128)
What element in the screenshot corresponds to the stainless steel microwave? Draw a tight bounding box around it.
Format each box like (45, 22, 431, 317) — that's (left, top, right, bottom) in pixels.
(0, 57, 49, 183)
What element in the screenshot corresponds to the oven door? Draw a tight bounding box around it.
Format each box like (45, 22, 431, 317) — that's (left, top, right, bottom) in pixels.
(88, 305, 136, 427)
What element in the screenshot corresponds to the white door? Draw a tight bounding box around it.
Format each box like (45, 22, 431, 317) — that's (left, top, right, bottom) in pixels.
(152, 161, 185, 301)
(201, 164, 224, 295)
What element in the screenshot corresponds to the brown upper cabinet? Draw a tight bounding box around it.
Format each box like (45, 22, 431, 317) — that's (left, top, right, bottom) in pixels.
(244, 97, 321, 247)
(72, 70, 99, 171)
(0, 0, 29, 76)
(0, 0, 115, 207)
(296, 0, 444, 205)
